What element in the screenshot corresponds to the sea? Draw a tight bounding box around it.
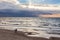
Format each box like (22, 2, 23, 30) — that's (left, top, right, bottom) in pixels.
(0, 17, 60, 27)
(0, 17, 60, 38)
(45, 18, 60, 27)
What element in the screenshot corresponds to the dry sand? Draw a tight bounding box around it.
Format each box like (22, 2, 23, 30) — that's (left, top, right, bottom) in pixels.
(0, 29, 60, 40)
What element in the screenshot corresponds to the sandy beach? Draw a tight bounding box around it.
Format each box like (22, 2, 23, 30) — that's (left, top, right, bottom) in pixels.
(0, 29, 60, 40)
(0, 29, 48, 40)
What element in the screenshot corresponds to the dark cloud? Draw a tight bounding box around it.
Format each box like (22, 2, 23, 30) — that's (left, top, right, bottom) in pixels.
(0, 9, 60, 17)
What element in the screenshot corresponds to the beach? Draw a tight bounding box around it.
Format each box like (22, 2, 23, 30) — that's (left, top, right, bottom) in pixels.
(0, 29, 60, 40)
(0, 29, 48, 40)
(0, 17, 60, 40)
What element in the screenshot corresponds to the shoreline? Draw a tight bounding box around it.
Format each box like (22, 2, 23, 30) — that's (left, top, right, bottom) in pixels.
(0, 29, 48, 40)
(0, 29, 60, 40)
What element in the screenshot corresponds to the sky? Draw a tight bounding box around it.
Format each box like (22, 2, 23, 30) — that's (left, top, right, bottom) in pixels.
(0, 0, 60, 17)
(18, 0, 60, 5)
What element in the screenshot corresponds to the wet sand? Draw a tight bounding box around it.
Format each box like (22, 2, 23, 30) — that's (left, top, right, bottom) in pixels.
(0, 29, 60, 40)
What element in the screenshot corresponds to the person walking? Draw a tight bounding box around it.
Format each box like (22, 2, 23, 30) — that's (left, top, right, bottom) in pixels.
(15, 29, 17, 33)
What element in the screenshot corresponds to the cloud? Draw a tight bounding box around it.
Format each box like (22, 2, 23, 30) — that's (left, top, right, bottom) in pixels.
(0, 0, 21, 9)
(0, 0, 20, 5)
(0, 0, 60, 10)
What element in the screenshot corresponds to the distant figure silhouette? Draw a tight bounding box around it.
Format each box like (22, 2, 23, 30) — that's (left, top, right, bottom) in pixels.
(15, 29, 17, 33)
